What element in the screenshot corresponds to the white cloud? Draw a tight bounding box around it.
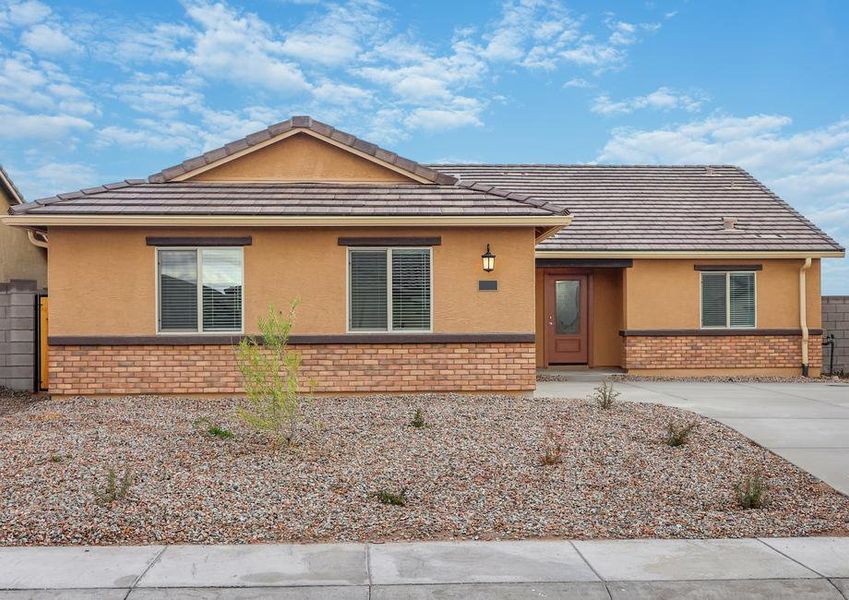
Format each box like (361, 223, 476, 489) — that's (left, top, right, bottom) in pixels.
(591, 86, 705, 115)
(563, 77, 593, 88)
(0, 52, 96, 116)
(20, 23, 76, 55)
(0, 105, 92, 139)
(597, 114, 849, 292)
(1, 0, 51, 28)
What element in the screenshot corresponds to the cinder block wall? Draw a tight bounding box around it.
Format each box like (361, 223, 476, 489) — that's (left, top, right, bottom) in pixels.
(823, 296, 849, 375)
(0, 280, 37, 391)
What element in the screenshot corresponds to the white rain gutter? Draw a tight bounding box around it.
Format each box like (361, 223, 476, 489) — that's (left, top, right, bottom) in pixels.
(27, 230, 48, 248)
(799, 257, 812, 377)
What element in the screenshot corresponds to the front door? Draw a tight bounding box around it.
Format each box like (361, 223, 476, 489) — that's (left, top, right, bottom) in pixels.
(544, 274, 588, 364)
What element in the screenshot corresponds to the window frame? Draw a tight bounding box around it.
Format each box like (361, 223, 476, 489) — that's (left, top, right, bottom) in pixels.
(699, 270, 757, 329)
(155, 246, 245, 335)
(346, 246, 434, 334)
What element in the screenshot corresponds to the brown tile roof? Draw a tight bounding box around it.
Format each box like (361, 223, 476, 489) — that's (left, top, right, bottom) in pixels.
(430, 164, 844, 253)
(10, 181, 566, 218)
(148, 116, 458, 186)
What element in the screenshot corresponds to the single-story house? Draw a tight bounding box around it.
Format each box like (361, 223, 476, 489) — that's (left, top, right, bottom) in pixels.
(3, 116, 844, 396)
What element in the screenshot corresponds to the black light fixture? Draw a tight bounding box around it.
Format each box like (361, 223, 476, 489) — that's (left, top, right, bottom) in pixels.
(482, 244, 496, 272)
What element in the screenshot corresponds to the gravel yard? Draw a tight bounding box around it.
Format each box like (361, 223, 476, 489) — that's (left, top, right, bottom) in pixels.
(2, 392, 848, 546)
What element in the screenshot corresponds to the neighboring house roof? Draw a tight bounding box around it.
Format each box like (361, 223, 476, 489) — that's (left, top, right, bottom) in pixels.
(0, 165, 24, 205)
(148, 115, 458, 186)
(9, 181, 565, 218)
(431, 164, 844, 255)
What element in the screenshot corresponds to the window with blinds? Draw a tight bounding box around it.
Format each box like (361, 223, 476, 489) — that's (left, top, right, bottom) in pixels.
(158, 248, 243, 333)
(700, 271, 756, 328)
(349, 248, 431, 332)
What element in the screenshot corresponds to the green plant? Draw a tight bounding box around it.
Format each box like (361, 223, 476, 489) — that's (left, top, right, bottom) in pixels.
(665, 420, 697, 447)
(736, 474, 768, 509)
(93, 467, 134, 505)
(193, 417, 234, 439)
(590, 380, 620, 409)
(235, 301, 313, 447)
(539, 426, 563, 465)
(410, 408, 426, 428)
(376, 488, 407, 506)
(49, 454, 63, 463)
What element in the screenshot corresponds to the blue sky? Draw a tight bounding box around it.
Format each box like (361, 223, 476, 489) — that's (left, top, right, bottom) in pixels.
(1, 0, 847, 292)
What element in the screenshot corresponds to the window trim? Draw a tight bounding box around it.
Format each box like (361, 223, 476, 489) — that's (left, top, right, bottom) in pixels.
(155, 246, 245, 335)
(699, 270, 757, 329)
(346, 246, 434, 334)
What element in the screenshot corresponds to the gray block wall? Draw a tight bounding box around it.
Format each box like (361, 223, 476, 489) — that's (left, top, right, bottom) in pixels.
(822, 296, 849, 375)
(0, 280, 37, 391)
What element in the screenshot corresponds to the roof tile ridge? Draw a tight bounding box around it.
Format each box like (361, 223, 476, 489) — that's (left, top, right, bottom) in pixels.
(148, 116, 458, 186)
(732, 166, 844, 252)
(9, 180, 146, 214)
(455, 180, 569, 216)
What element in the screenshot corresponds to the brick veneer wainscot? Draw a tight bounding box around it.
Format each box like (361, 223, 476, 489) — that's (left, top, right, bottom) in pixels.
(623, 334, 823, 371)
(48, 342, 536, 395)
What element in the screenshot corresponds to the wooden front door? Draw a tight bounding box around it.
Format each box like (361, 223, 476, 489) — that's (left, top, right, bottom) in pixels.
(544, 274, 588, 364)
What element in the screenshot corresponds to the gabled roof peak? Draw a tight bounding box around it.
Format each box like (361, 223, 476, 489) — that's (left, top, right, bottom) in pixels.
(148, 116, 458, 186)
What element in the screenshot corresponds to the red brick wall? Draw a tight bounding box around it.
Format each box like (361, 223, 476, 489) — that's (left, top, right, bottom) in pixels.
(48, 342, 536, 396)
(623, 334, 822, 371)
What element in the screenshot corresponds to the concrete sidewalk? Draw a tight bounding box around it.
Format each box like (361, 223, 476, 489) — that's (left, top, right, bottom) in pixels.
(535, 371, 849, 495)
(1, 537, 847, 598)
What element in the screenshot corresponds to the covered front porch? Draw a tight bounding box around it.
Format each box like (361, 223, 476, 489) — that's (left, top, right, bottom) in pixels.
(534, 259, 629, 369)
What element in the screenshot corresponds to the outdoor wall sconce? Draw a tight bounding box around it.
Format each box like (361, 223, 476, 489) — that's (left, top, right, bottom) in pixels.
(482, 244, 496, 272)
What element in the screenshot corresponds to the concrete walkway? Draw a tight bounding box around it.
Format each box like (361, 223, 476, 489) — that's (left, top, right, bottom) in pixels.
(536, 370, 849, 495)
(1, 537, 848, 598)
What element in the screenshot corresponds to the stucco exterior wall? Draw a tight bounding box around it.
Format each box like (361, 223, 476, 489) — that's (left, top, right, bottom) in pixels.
(622, 258, 821, 330)
(0, 187, 47, 289)
(47, 226, 537, 337)
(188, 133, 415, 183)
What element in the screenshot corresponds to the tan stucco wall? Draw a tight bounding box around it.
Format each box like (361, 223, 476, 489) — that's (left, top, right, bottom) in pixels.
(47, 226, 536, 336)
(622, 258, 822, 330)
(188, 133, 415, 183)
(0, 187, 47, 288)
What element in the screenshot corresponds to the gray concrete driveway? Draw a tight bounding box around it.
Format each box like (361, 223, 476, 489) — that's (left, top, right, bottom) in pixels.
(536, 372, 849, 495)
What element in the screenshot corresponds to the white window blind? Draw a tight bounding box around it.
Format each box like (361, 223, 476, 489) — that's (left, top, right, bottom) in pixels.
(700, 273, 727, 327)
(392, 249, 431, 330)
(701, 271, 756, 328)
(349, 248, 431, 332)
(350, 250, 388, 331)
(729, 273, 756, 327)
(158, 248, 243, 333)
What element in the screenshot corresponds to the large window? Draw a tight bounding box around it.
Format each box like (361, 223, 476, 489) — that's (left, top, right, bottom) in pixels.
(157, 248, 243, 333)
(349, 248, 431, 332)
(701, 271, 756, 328)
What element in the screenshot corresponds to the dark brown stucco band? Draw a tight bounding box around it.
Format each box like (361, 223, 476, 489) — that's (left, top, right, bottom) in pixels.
(619, 329, 822, 337)
(337, 237, 442, 246)
(535, 258, 633, 268)
(146, 236, 253, 246)
(49, 333, 535, 346)
(693, 264, 763, 271)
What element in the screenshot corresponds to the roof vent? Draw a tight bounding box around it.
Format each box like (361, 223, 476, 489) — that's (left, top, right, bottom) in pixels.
(722, 216, 739, 230)
(705, 166, 717, 176)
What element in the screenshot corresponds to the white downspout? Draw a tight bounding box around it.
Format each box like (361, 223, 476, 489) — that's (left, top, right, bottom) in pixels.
(27, 230, 48, 249)
(799, 257, 812, 377)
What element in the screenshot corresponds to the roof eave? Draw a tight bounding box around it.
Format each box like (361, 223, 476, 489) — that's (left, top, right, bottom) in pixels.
(1, 214, 572, 228)
(535, 249, 846, 259)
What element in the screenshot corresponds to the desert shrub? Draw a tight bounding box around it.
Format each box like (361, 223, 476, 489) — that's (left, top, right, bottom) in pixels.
(539, 425, 563, 465)
(410, 408, 426, 428)
(235, 302, 313, 447)
(665, 420, 697, 447)
(590, 380, 620, 409)
(93, 466, 134, 505)
(376, 488, 407, 506)
(736, 474, 768, 509)
(49, 454, 63, 463)
(193, 417, 235, 439)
